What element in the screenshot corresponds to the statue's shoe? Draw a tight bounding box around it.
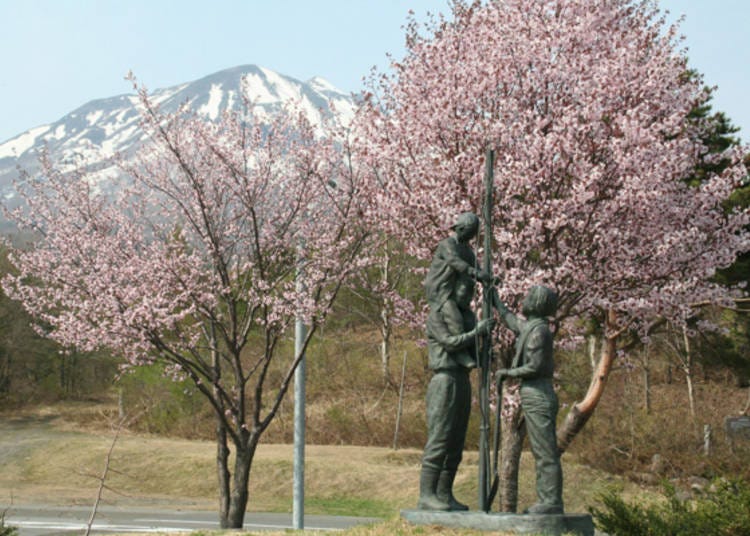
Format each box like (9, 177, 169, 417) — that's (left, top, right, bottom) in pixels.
(524, 503, 564, 515)
(417, 495, 451, 511)
(446, 497, 469, 511)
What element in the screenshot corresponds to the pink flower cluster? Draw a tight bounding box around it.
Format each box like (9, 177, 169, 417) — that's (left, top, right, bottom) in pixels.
(4, 77, 371, 382)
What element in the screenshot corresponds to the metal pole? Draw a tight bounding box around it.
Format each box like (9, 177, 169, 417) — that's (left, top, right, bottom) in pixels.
(293, 269, 307, 529)
(478, 148, 495, 512)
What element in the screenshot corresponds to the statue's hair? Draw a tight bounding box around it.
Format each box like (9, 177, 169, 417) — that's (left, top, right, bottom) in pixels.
(523, 285, 558, 317)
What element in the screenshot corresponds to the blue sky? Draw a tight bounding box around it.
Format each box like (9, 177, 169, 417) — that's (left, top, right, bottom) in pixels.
(0, 0, 748, 143)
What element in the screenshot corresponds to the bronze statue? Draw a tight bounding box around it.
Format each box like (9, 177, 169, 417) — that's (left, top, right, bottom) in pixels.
(495, 285, 564, 514)
(419, 211, 563, 515)
(419, 212, 494, 511)
(419, 277, 494, 511)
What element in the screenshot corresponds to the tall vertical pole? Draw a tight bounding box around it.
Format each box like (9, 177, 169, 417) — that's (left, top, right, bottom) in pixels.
(478, 148, 495, 512)
(293, 264, 307, 529)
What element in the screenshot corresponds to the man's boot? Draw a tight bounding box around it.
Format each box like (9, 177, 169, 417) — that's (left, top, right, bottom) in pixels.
(436, 469, 469, 511)
(417, 466, 450, 511)
(525, 502, 564, 515)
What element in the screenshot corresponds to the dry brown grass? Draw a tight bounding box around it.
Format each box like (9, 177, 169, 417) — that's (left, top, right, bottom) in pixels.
(0, 404, 648, 519)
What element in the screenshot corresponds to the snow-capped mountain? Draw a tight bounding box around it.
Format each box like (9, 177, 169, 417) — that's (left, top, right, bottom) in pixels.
(0, 64, 355, 208)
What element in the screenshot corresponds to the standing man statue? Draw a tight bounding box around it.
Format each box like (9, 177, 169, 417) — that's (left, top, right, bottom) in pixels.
(418, 212, 494, 511)
(494, 285, 564, 515)
(419, 277, 494, 511)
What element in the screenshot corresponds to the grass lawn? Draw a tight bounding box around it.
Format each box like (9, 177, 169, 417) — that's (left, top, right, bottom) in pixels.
(0, 401, 652, 529)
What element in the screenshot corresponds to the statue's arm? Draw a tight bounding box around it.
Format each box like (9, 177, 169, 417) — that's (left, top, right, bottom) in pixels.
(437, 240, 489, 282)
(492, 289, 520, 334)
(437, 240, 472, 275)
(428, 313, 491, 352)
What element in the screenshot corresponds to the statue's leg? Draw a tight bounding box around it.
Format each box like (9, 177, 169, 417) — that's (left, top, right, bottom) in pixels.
(520, 382, 563, 514)
(438, 370, 471, 510)
(419, 372, 454, 511)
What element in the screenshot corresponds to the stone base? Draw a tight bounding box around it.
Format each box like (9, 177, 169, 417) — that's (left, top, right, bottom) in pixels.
(401, 509, 594, 535)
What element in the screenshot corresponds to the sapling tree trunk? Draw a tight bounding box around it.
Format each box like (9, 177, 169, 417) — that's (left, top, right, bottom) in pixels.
(379, 252, 393, 384)
(498, 388, 526, 513)
(663, 323, 698, 421)
(85, 420, 125, 536)
(682, 326, 697, 420)
(643, 344, 652, 414)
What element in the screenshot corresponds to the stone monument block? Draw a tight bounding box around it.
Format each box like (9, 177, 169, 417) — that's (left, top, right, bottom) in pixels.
(401, 509, 595, 536)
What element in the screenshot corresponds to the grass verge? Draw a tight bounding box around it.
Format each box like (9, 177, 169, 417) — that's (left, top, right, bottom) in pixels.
(0, 403, 650, 520)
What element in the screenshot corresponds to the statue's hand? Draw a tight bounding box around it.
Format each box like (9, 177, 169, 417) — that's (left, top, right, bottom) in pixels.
(471, 267, 492, 283)
(491, 289, 508, 314)
(496, 368, 510, 381)
(477, 318, 496, 335)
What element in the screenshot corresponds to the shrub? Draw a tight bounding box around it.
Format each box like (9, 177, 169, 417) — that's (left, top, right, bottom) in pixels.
(0, 511, 18, 536)
(591, 479, 750, 535)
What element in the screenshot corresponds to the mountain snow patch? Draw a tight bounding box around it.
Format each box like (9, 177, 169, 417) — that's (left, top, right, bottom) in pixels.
(0, 125, 51, 158)
(200, 83, 224, 119)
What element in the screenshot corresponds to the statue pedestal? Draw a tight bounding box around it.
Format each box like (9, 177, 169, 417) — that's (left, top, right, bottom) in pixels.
(401, 509, 594, 535)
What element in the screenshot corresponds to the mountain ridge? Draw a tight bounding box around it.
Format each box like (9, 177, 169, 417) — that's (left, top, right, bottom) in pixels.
(0, 64, 355, 207)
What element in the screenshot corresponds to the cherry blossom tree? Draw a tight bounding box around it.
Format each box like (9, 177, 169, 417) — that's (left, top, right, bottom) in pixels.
(355, 0, 750, 510)
(3, 79, 369, 527)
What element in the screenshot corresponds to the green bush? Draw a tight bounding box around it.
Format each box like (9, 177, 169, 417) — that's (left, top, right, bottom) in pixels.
(0, 511, 18, 536)
(591, 480, 750, 535)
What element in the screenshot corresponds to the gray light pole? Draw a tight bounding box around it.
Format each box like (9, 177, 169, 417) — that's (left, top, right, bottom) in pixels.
(293, 271, 307, 530)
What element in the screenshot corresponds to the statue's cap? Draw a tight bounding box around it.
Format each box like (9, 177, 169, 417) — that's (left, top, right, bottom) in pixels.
(450, 212, 479, 230)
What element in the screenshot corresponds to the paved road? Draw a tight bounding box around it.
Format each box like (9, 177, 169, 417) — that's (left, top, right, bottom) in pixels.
(5, 504, 382, 535)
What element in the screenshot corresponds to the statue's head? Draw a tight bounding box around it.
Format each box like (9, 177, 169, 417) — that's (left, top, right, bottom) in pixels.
(454, 276, 475, 309)
(521, 285, 558, 318)
(451, 212, 480, 242)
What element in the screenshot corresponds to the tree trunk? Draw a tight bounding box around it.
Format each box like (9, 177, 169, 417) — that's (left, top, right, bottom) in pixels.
(226, 439, 256, 528)
(216, 417, 232, 528)
(685, 368, 696, 419)
(211, 328, 233, 529)
(379, 252, 393, 385)
(587, 335, 598, 371)
(380, 310, 392, 385)
(682, 326, 696, 420)
(498, 398, 526, 512)
(643, 345, 651, 414)
(0, 352, 10, 395)
(557, 309, 617, 453)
